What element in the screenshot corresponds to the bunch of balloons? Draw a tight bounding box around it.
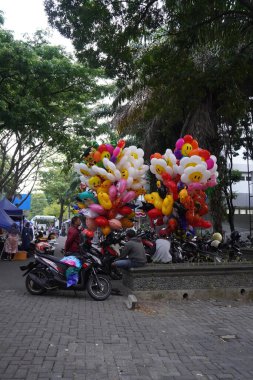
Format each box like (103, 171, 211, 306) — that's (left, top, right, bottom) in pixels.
(144, 135, 218, 233)
(73, 140, 149, 236)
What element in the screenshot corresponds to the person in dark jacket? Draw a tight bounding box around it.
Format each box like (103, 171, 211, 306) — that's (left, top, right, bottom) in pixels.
(64, 216, 82, 255)
(113, 229, 147, 269)
(21, 222, 34, 253)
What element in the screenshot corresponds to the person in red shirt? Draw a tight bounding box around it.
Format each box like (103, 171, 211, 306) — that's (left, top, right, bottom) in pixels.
(64, 216, 82, 255)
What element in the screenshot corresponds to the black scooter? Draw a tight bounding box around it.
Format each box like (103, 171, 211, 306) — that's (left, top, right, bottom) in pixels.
(20, 251, 111, 301)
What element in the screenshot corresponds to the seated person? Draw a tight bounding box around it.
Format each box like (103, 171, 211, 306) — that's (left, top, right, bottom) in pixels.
(112, 229, 147, 269)
(152, 230, 172, 263)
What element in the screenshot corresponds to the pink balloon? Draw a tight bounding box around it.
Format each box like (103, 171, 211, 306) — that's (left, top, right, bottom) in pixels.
(89, 204, 107, 215)
(86, 217, 97, 231)
(187, 183, 204, 192)
(109, 219, 122, 230)
(113, 147, 121, 157)
(121, 191, 136, 203)
(176, 138, 184, 150)
(206, 158, 214, 170)
(109, 185, 117, 201)
(117, 179, 127, 194)
(106, 144, 114, 155)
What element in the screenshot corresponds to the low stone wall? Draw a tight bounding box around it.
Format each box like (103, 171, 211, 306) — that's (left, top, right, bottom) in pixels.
(122, 263, 253, 300)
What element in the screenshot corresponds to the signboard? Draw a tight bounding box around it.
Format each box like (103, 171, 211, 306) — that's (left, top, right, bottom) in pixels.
(12, 194, 32, 210)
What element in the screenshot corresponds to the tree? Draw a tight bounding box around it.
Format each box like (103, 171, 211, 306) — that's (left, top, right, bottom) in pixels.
(29, 193, 49, 218)
(39, 161, 78, 228)
(45, 0, 253, 232)
(43, 202, 69, 220)
(0, 27, 105, 197)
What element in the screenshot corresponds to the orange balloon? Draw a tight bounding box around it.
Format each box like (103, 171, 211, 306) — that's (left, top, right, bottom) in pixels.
(150, 153, 162, 159)
(191, 139, 199, 149)
(188, 148, 200, 157)
(121, 218, 134, 228)
(93, 151, 101, 162)
(101, 225, 111, 236)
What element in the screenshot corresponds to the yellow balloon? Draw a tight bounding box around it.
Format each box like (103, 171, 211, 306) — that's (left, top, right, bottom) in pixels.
(97, 180, 112, 194)
(88, 176, 102, 190)
(162, 195, 173, 216)
(145, 192, 163, 210)
(77, 202, 86, 209)
(98, 192, 112, 210)
(179, 188, 188, 203)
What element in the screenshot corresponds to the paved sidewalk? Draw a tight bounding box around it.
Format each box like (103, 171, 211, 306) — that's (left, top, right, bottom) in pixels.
(0, 240, 253, 379)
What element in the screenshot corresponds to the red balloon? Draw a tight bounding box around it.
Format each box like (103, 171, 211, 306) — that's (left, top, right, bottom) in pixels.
(108, 209, 117, 219)
(183, 135, 193, 143)
(118, 206, 132, 215)
(98, 144, 107, 153)
(82, 229, 94, 239)
(198, 149, 210, 160)
(147, 208, 163, 219)
(191, 139, 199, 149)
(156, 218, 164, 226)
(95, 216, 109, 227)
(168, 218, 177, 232)
(117, 139, 125, 148)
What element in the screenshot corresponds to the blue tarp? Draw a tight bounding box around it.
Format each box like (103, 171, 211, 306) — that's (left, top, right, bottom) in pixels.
(0, 208, 14, 230)
(0, 197, 23, 216)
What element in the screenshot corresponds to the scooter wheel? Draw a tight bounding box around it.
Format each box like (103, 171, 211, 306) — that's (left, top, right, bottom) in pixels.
(87, 274, 111, 301)
(25, 270, 47, 295)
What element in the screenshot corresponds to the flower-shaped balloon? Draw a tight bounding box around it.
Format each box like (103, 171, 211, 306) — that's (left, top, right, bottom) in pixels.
(206, 155, 218, 174)
(150, 158, 173, 180)
(102, 158, 121, 181)
(162, 149, 178, 177)
(74, 163, 94, 178)
(174, 135, 199, 160)
(181, 164, 211, 185)
(124, 146, 144, 162)
(178, 155, 206, 175)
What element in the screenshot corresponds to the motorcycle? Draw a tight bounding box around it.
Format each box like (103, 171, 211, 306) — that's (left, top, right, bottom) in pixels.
(222, 231, 243, 262)
(82, 232, 124, 280)
(29, 233, 56, 256)
(182, 235, 223, 263)
(136, 229, 156, 262)
(20, 251, 112, 301)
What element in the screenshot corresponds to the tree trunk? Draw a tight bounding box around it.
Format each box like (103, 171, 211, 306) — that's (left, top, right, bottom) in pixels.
(58, 199, 65, 229)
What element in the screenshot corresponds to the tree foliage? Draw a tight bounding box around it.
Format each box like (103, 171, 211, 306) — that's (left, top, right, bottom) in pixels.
(42, 1, 253, 232)
(0, 26, 108, 196)
(39, 161, 78, 227)
(29, 193, 49, 218)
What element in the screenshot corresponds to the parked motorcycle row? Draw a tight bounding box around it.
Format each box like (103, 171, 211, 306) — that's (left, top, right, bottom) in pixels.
(20, 229, 245, 301)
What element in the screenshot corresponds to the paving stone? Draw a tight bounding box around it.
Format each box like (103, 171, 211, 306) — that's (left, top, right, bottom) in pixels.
(1, 252, 253, 380)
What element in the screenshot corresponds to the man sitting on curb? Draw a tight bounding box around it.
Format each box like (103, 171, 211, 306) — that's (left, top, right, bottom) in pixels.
(152, 229, 172, 263)
(112, 229, 147, 269)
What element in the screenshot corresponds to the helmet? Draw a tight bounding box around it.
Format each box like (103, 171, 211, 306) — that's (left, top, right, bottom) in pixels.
(231, 230, 241, 241)
(212, 232, 222, 242)
(210, 240, 221, 248)
(159, 229, 168, 237)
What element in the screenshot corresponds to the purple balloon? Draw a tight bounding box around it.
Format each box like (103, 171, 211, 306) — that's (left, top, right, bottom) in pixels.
(174, 149, 183, 160)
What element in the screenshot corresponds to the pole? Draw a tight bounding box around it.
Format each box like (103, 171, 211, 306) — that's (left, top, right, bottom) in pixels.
(247, 145, 252, 238)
